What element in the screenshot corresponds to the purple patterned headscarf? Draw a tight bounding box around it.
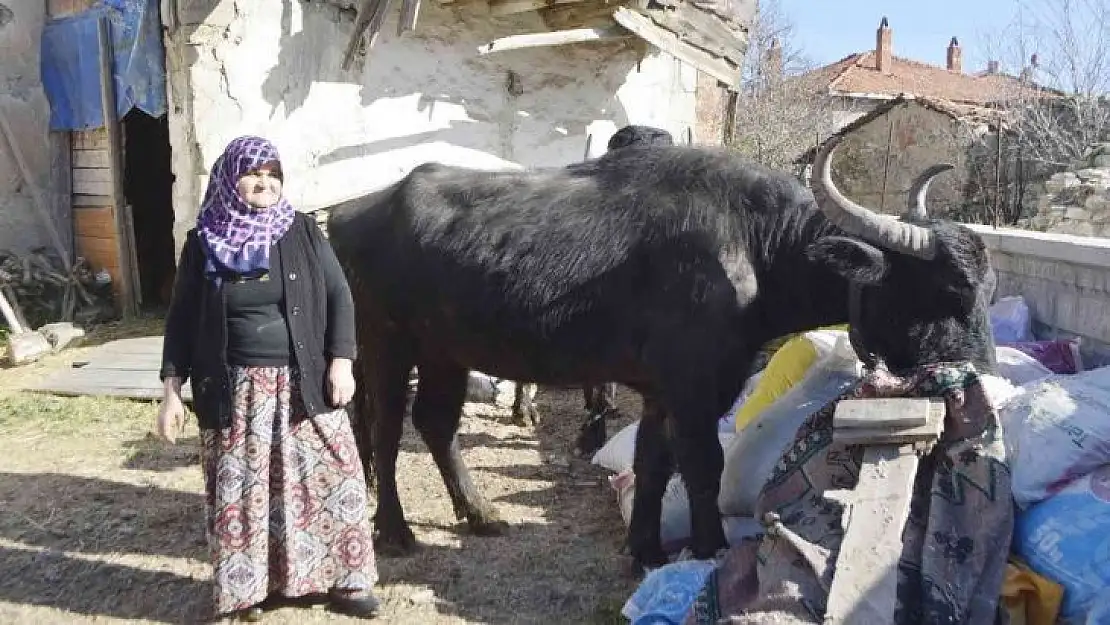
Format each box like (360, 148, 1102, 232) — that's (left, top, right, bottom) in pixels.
(196, 135, 296, 277)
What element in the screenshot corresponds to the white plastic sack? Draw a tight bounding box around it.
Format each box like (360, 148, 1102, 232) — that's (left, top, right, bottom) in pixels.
(1001, 365, 1110, 508)
(592, 420, 640, 473)
(995, 345, 1055, 387)
(611, 432, 738, 553)
(978, 373, 1024, 410)
(593, 367, 764, 471)
(990, 295, 1033, 343)
(1012, 465, 1110, 623)
(718, 333, 862, 517)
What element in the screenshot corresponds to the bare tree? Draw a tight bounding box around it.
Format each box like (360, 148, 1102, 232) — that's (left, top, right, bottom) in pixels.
(977, 0, 1110, 169)
(725, 0, 842, 172)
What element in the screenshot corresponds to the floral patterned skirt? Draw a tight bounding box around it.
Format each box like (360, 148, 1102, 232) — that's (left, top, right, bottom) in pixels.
(199, 365, 378, 616)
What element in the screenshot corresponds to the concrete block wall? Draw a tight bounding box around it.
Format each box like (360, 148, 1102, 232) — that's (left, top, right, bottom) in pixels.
(967, 223, 1110, 367)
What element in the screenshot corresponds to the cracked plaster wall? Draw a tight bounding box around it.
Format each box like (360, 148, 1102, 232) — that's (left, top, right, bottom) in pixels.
(0, 0, 70, 256)
(163, 0, 699, 255)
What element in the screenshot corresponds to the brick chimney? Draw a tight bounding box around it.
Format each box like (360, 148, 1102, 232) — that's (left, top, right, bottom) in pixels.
(876, 17, 892, 74)
(987, 60, 1000, 74)
(946, 37, 962, 73)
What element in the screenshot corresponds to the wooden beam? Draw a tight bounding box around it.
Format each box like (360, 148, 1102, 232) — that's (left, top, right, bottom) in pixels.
(486, 0, 587, 16)
(612, 7, 740, 90)
(823, 399, 944, 625)
(630, 0, 749, 68)
(97, 15, 140, 318)
(478, 26, 631, 55)
(397, 0, 421, 35)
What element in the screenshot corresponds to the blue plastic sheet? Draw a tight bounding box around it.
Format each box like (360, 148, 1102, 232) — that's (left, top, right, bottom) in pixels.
(39, 0, 167, 131)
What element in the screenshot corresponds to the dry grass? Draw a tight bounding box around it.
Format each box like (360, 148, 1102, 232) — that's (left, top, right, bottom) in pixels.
(0, 317, 641, 624)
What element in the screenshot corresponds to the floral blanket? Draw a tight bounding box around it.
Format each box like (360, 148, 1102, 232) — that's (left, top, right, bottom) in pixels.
(684, 363, 1013, 625)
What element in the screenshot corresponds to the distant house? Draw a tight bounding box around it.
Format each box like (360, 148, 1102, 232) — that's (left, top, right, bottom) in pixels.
(790, 17, 1059, 219)
(804, 17, 1041, 131)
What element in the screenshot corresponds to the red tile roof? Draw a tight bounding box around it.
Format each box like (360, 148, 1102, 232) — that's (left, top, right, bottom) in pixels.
(806, 51, 1044, 106)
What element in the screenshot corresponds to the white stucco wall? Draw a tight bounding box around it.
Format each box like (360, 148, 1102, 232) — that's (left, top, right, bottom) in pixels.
(163, 0, 699, 254)
(0, 0, 68, 256)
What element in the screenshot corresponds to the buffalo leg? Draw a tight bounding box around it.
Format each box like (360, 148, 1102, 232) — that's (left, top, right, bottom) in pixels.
(668, 401, 727, 560)
(510, 382, 540, 427)
(413, 361, 509, 536)
(626, 394, 672, 571)
(364, 337, 419, 556)
(576, 383, 619, 456)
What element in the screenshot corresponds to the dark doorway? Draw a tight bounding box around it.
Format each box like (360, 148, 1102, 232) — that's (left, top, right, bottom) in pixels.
(122, 110, 176, 311)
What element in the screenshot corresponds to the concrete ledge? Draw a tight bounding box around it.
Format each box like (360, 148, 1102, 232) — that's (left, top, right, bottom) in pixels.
(964, 223, 1110, 367)
(964, 223, 1110, 268)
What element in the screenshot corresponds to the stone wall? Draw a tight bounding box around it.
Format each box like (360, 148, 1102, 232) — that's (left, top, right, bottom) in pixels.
(831, 100, 968, 217)
(1023, 146, 1110, 237)
(163, 0, 705, 257)
(967, 223, 1110, 367)
(0, 0, 70, 256)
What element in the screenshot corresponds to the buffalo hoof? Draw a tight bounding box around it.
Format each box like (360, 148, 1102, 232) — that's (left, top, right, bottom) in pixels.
(574, 416, 607, 457)
(373, 523, 419, 557)
(624, 550, 668, 579)
(468, 516, 510, 536)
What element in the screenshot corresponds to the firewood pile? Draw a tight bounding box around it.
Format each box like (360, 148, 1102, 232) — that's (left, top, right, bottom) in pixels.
(0, 248, 116, 330)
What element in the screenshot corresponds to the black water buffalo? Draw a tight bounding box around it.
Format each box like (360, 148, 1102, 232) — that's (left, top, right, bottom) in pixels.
(327, 134, 996, 571)
(509, 124, 678, 453)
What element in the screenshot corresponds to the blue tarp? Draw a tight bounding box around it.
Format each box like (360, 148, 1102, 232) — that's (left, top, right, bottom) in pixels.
(40, 0, 167, 131)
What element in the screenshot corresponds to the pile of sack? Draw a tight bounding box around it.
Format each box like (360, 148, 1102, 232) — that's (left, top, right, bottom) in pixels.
(591, 295, 1110, 625)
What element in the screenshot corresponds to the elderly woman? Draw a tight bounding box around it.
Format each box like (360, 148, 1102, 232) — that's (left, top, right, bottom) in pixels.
(155, 135, 380, 621)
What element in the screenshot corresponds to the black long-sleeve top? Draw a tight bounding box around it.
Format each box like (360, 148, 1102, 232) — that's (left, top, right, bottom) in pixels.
(160, 212, 357, 429)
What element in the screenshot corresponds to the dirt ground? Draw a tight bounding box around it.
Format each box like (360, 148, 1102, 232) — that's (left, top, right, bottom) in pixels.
(0, 317, 642, 624)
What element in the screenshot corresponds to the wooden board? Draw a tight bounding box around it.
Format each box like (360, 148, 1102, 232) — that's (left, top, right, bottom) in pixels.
(833, 398, 930, 429)
(72, 128, 109, 150)
(833, 402, 945, 446)
(20, 336, 192, 401)
(613, 7, 740, 89)
(631, 0, 748, 67)
(47, 0, 96, 17)
(72, 149, 111, 168)
(824, 444, 919, 624)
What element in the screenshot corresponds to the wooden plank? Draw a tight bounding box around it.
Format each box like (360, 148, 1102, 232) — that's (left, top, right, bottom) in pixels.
(81, 336, 165, 355)
(19, 335, 189, 401)
(824, 445, 920, 624)
(72, 167, 112, 185)
(73, 178, 114, 196)
(833, 398, 930, 429)
(486, 0, 587, 16)
(97, 15, 139, 318)
(70, 353, 165, 370)
(612, 7, 740, 89)
(397, 0, 421, 34)
(47, 0, 96, 17)
(72, 149, 111, 168)
(478, 26, 631, 55)
(74, 206, 118, 239)
(833, 402, 944, 446)
(632, 0, 748, 68)
(72, 128, 109, 150)
(73, 194, 114, 208)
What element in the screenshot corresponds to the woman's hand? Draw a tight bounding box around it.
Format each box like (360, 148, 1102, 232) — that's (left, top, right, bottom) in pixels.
(327, 358, 356, 408)
(156, 378, 187, 444)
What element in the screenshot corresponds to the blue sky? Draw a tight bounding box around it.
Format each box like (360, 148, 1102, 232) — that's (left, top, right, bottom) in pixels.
(778, 0, 1020, 72)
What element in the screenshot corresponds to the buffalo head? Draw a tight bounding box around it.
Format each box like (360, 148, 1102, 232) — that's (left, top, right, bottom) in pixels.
(806, 136, 996, 374)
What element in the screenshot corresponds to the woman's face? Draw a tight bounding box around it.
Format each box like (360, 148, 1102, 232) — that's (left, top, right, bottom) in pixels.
(236, 161, 283, 210)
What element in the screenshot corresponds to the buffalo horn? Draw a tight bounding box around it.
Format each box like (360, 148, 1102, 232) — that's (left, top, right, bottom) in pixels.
(812, 135, 938, 260)
(906, 163, 955, 220)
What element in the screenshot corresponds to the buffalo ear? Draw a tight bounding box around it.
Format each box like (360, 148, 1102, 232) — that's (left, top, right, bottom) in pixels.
(806, 236, 888, 285)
